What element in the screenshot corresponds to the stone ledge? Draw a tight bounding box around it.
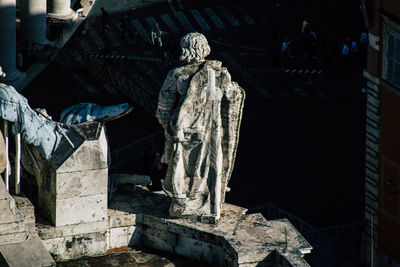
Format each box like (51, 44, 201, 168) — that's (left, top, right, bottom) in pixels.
(37, 219, 108, 239)
(17, 187, 311, 265)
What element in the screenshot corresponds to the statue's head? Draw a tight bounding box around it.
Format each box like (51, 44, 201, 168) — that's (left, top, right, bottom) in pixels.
(179, 32, 211, 63)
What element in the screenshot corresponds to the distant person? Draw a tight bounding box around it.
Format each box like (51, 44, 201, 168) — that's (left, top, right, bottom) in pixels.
(341, 40, 350, 70)
(302, 19, 311, 36)
(281, 36, 293, 58)
(360, 32, 368, 45)
(149, 152, 165, 191)
(351, 40, 357, 54)
(341, 43, 349, 57)
(101, 7, 109, 33)
(359, 32, 368, 66)
(120, 15, 129, 39)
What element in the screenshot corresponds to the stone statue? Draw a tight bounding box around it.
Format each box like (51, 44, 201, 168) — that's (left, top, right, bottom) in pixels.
(0, 83, 63, 159)
(156, 32, 245, 222)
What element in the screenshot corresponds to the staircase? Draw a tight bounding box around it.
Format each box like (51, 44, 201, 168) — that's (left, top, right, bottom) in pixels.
(0, 178, 55, 267)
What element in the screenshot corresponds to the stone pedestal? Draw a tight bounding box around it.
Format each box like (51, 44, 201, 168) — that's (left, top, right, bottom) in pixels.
(47, 0, 77, 21)
(0, 179, 26, 245)
(37, 122, 108, 227)
(0, 0, 25, 87)
(20, 0, 48, 47)
(0, 195, 55, 267)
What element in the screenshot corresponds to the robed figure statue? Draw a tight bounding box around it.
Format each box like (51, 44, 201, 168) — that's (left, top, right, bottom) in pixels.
(156, 32, 245, 223)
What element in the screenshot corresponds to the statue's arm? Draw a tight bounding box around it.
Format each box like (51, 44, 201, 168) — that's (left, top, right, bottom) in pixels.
(156, 70, 178, 129)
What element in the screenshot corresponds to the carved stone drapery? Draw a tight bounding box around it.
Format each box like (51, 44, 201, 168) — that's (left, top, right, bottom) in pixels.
(156, 33, 245, 223)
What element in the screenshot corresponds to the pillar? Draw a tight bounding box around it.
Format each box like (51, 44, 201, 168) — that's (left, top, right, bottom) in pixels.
(20, 0, 48, 46)
(47, 0, 76, 21)
(0, 0, 25, 87)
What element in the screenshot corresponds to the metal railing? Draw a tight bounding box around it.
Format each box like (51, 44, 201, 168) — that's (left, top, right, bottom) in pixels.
(249, 202, 363, 267)
(110, 130, 164, 170)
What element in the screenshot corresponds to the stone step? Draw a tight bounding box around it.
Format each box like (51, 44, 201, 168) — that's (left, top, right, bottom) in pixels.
(14, 195, 37, 234)
(0, 233, 55, 267)
(0, 179, 27, 245)
(0, 231, 26, 246)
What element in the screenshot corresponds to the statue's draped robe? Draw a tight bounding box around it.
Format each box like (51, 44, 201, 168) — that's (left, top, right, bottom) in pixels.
(0, 84, 61, 159)
(156, 60, 245, 218)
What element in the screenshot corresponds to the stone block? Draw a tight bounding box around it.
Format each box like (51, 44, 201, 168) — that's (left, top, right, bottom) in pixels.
(14, 195, 36, 234)
(35, 124, 109, 226)
(42, 232, 107, 261)
(54, 193, 107, 226)
(108, 209, 138, 228)
(0, 218, 25, 236)
(0, 198, 20, 224)
(55, 128, 108, 173)
(38, 219, 108, 239)
(107, 226, 141, 249)
(174, 234, 225, 266)
(128, 225, 142, 246)
(0, 231, 26, 246)
(56, 168, 107, 199)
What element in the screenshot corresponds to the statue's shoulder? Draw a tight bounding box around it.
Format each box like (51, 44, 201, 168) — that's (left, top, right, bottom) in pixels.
(0, 84, 20, 100)
(203, 60, 222, 70)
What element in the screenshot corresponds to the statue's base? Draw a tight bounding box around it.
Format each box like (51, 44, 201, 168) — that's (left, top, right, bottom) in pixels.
(16, 186, 311, 266)
(169, 196, 219, 224)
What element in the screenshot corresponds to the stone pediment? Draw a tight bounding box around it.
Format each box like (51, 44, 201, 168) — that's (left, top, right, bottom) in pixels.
(48, 121, 107, 173)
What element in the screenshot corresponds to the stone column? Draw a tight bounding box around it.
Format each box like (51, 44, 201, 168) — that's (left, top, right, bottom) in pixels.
(20, 0, 48, 46)
(0, 0, 25, 87)
(47, 0, 76, 21)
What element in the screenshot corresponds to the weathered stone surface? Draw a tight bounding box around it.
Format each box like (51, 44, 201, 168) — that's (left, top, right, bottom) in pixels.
(14, 195, 37, 234)
(32, 186, 311, 265)
(0, 179, 26, 245)
(33, 122, 109, 226)
(54, 193, 107, 226)
(56, 169, 107, 199)
(108, 209, 138, 228)
(0, 231, 26, 246)
(56, 126, 108, 173)
(38, 219, 108, 239)
(42, 232, 107, 261)
(109, 187, 311, 266)
(156, 32, 245, 221)
(57, 247, 202, 267)
(107, 225, 141, 248)
(0, 234, 55, 267)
